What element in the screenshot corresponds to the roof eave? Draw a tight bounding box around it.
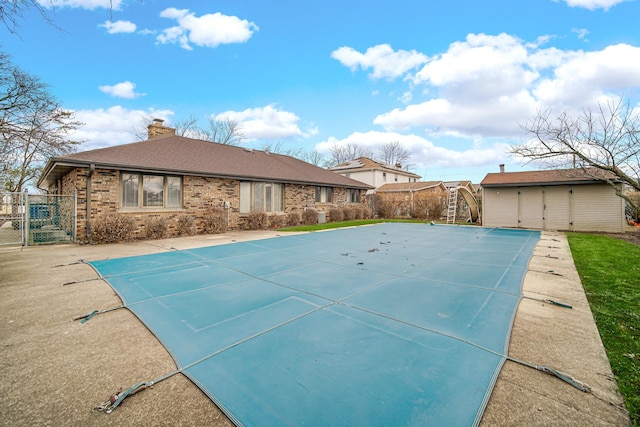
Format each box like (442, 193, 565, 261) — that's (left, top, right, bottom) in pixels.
(39, 160, 373, 190)
(481, 179, 615, 187)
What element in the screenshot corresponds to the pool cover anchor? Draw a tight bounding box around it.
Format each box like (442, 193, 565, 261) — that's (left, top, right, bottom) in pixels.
(93, 381, 155, 414)
(94, 370, 182, 414)
(523, 296, 573, 309)
(52, 259, 87, 268)
(73, 306, 124, 323)
(508, 356, 592, 393)
(62, 275, 108, 286)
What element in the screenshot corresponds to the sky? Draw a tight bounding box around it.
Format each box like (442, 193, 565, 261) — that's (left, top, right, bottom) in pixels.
(3, 0, 640, 183)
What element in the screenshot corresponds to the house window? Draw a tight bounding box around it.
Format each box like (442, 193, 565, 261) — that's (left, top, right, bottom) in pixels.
(315, 186, 333, 203)
(121, 173, 182, 209)
(240, 181, 284, 213)
(347, 189, 361, 203)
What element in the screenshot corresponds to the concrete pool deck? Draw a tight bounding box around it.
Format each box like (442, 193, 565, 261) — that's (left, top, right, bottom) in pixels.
(0, 227, 631, 426)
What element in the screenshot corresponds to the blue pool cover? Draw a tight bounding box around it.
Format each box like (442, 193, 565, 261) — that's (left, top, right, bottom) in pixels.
(89, 223, 540, 426)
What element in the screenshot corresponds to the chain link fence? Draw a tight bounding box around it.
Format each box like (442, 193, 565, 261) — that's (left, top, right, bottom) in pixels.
(0, 192, 76, 246)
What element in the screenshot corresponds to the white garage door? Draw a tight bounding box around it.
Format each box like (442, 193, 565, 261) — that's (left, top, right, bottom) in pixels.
(543, 186, 571, 231)
(482, 187, 518, 228)
(518, 187, 543, 229)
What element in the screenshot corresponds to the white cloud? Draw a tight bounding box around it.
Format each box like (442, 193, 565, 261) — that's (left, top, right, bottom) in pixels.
(37, 0, 122, 10)
(374, 92, 537, 136)
(72, 106, 174, 149)
(100, 20, 136, 34)
(98, 81, 144, 99)
(534, 43, 640, 107)
(413, 33, 538, 98)
(331, 44, 428, 80)
(157, 8, 258, 50)
(572, 28, 590, 41)
(362, 33, 640, 138)
(214, 105, 315, 140)
(315, 131, 508, 169)
(562, 0, 629, 11)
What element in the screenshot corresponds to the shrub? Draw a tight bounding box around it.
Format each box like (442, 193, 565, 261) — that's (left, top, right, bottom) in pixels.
(408, 195, 446, 220)
(246, 211, 268, 230)
(287, 211, 301, 226)
(176, 215, 196, 236)
(270, 214, 288, 229)
(145, 217, 169, 240)
(203, 207, 228, 234)
(329, 208, 344, 222)
(376, 199, 399, 219)
(354, 207, 364, 220)
(343, 207, 356, 221)
(91, 213, 136, 244)
(302, 208, 317, 225)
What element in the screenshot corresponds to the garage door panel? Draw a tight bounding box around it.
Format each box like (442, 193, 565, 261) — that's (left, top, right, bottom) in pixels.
(573, 184, 624, 232)
(544, 186, 571, 231)
(483, 188, 518, 228)
(518, 187, 543, 229)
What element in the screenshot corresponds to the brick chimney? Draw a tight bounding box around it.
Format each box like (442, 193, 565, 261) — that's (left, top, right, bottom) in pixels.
(147, 118, 176, 139)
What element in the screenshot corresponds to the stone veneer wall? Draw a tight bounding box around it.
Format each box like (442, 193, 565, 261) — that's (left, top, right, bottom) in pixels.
(53, 168, 368, 243)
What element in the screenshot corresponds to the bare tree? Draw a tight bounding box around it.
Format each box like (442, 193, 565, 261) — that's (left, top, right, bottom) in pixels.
(171, 115, 200, 137)
(326, 143, 372, 167)
(1, 0, 57, 35)
(511, 97, 640, 211)
(0, 51, 82, 191)
(133, 114, 245, 146)
(302, 150, 328, 167)
(201, 116, 245, 145)
(379, 140, 410, 167)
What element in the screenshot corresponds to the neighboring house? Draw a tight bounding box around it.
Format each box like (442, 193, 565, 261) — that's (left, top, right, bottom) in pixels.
(481, 168, 626, 232)
(375, 181, 448, 218)
(37, 121, 372, 243)
(330, 157, 421, 190)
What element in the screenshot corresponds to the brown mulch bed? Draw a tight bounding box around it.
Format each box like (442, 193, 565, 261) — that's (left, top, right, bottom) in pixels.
(591, 227, 640, 247)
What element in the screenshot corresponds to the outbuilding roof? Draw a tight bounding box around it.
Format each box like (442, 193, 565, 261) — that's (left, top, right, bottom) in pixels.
(38, 135, 373, 190)
(481, 168, 618, 187)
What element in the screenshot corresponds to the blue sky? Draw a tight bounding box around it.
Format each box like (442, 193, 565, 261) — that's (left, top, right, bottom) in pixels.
(4, 0, 640, 182)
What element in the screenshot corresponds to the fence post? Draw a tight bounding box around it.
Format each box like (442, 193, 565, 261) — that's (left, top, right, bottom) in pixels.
(23, 191, 30, 246)
(73, 191, 78, 242)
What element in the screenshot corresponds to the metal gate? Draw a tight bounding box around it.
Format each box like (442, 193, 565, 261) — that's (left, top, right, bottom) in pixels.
(0, 192, 26, 246)
(0, 192, 76, 246)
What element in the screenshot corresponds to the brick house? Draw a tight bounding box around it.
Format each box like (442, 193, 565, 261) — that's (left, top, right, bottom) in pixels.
(37, 121, 372, 243)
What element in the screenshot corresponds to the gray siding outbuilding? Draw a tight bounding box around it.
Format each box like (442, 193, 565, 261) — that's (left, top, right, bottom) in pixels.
(481, 168, 625, 233)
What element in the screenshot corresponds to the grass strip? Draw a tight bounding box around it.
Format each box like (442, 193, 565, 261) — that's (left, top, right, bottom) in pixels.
(567, 232, 640, 425)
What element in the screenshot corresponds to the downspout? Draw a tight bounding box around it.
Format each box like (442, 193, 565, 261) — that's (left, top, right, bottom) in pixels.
(86, 164, 95, 244)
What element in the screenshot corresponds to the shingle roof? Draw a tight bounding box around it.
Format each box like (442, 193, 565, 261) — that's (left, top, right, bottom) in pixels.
(377, 181, 445, 192)
(330, 157, 421, 178)
(481, 168, 618, 187)
(38, 135, 373, 189)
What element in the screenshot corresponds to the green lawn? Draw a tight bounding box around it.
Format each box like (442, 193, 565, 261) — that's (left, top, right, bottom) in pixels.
(567, 233, 640, 425)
